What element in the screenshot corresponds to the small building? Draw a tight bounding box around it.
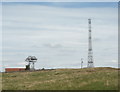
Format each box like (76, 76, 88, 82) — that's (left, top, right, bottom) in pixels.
(5, 68, 25, 72)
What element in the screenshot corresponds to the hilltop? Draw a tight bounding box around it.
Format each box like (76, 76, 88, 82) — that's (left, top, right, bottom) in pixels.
(2, 67, 118, 90)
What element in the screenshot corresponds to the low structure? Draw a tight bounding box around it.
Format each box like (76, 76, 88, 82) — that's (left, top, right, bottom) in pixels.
(5, 68, 25, 72)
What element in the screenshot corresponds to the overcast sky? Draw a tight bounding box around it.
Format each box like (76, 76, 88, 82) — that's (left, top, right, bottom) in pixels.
(1, 2, 118, 71)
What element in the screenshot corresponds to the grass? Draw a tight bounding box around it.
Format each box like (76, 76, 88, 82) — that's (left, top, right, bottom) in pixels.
(2, 67, 119, 90)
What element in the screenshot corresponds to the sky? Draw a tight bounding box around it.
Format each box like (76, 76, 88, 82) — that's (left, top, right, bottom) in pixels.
(1, 2, 118, 71)
(1, 0, 120, 2)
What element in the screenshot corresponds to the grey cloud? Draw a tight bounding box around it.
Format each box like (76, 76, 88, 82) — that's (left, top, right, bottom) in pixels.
(93, 38, 101, 42)
(43, 43, 63, 48)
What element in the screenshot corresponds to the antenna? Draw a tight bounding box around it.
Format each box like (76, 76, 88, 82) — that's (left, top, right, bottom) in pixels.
(25, 56, 37, 70)
(81, 58, 83, 69)
(87, 19, 94, 68)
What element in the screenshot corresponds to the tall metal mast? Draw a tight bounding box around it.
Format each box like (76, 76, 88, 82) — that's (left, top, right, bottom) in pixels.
(81, 58, 83, 69)
(87, 19, 94, 68)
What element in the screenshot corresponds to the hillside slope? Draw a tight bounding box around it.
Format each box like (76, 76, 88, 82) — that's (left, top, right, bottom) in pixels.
(2, 67, 118, 90)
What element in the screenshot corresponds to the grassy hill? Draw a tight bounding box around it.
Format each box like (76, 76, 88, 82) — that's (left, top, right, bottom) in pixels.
(2, 67, 118, 90)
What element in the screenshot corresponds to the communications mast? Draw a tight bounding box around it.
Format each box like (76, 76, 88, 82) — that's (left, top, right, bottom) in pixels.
(87, 19, 94, 68)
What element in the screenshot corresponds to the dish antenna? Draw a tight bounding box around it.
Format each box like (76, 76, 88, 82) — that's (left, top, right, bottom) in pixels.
(25, 56, 37, 70)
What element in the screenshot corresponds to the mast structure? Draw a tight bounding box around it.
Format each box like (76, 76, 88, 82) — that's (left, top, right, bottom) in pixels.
(81, 58, 83, 69)
(87, 19, 94, 68)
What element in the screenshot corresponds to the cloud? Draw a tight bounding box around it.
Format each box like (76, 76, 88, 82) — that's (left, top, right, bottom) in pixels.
(111, 60, 118, 63)
(43, 43, 63, 48)
(93, 38, 101, 42)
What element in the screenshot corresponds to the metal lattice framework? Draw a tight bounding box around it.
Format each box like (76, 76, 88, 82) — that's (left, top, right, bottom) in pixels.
(87, 19, 94, 68)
